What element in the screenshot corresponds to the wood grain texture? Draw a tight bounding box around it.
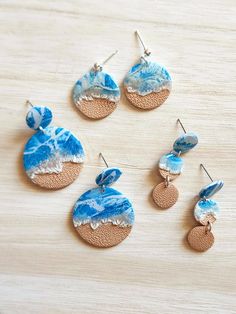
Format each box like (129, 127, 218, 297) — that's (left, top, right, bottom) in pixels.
(0, 0, 236, 313)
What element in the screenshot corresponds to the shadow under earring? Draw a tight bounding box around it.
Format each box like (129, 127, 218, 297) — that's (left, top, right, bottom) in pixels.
(23, 101, 85, 189)
(72, 153, 135, 248)
(187, 164, 224, 252)
(152, 119, 198, 209)
(72, 51, 120, 119)
(123, 30, 172, 110)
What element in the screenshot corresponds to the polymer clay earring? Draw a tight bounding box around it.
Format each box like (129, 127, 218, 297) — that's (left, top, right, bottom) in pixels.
(72, 153, 135, 248)
(123, 30, 172, 110)
(187, 164, 224, 252)
(72, 51, 120, 119)
(23, 101, 85, 189)
(152, 119, 198, 209)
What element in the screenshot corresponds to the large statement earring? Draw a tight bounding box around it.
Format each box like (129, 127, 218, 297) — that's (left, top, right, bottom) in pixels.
(23, 101, 85, 189)
(123, 30, 172, 110)
(187, 164, 224, 252)
(72, 51, 120, 120)
(152, 119, 198, 209)
(72, 153, 135, 248)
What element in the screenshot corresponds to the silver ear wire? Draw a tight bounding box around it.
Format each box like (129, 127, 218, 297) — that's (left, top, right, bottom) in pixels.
(99, 153, 109, 168)
(200, 164, 214, 182)
(177, 118, 187, 134)
(93, 50, 118, 72)
(135, 30, 151, 57)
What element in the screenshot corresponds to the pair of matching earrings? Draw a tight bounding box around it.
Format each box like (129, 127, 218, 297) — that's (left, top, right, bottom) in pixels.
(151, 119, 224, 252)
(72, 30, 172, 119)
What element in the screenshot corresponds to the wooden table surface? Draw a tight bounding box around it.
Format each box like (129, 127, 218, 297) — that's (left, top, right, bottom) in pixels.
(0, 0, 236, 313)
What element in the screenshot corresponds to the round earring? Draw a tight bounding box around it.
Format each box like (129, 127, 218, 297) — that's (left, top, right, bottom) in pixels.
(23, 101, 85, 189)
(72, 153, 135, 248)
(152, 119, 198, 209)
(72, 51, 120, 120)
(123, 30, 172, 110)
(187, 164, 224, 252)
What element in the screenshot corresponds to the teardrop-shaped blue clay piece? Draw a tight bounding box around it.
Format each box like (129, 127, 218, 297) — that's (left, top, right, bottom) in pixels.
(95, 167, 122, 187)
(159, 153, 184, 175)
(194, 199, 220, 225)
(26, 106, 53, 130)
(173, 132, 198, 154)
(199, 180, 224, 199)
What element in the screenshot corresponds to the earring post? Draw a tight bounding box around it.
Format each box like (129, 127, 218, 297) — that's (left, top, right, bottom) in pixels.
(26, 100, 33, 107)
(200, 163, 213, 182)
(177, 118, 187, 133)
(99, 153, 109, 168)
(101, 50, 118, 66)
(135, 30, 151, 56)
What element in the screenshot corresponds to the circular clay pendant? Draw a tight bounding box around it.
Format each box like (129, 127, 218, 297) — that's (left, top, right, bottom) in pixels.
(187, 226, 214, 252)
(23, 126, 85, 189)
(152, 182, 179, 209)
(72, 70, 120, 119)
(124, 60, 171, 110)
(73, 186, 134, 248)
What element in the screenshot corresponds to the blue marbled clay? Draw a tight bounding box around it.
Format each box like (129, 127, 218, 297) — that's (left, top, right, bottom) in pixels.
(173, 132, 198, 154)
(26, 106, 52, 130)
(199, 180, 224, 199)
(194, 199, 220, 225)
(23, 126, 85, 179)
(159, 153, 184, 175)
(73, 167, 134, 230)
(72, 70, 120, 105)
(123, 59, 172, 96)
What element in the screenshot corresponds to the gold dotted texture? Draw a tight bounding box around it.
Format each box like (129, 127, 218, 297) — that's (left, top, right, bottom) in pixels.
(76, 98, 117, 119)
(152, 182, 179, 209)
(32, 162, 82, 189)
(159, 169, 180, 181)
(187, 226, 214, 252)
(125, 89, 170, 110)
(76, 223, 132, 248)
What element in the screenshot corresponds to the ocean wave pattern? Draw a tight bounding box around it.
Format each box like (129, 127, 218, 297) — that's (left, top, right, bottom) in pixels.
(159, 153, 184, 175)
(73, 187, 135, 230)
(194, 199, 220, 224)
(23, 126, 85, 178)
(73, 70, 120, 104)
(124, 60, 172, 96)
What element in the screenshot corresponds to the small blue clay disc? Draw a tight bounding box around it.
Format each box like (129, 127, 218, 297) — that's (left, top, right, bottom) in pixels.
(26, 106, 52, 130)
(199, 180, 224, 199)
(194, 199, 220, 225)
(173, 132, 198, 154)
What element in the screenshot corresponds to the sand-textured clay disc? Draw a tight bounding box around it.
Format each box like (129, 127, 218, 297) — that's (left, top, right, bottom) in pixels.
(73, 187, 135, 248)
(73, 70, 120, 119)
(152, 182, 179, 209)
(23, 126, 85, 189)
(187, 226, 214, 252)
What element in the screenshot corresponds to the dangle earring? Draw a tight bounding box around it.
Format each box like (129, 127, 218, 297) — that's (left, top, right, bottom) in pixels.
(152, 119, 198, 209)
(72, 153, 135, 248)
(123, 30, 172, 110)
(23, 101, 85, 189)
(72, 51, 120, 119)
(187, 164, 224, 252)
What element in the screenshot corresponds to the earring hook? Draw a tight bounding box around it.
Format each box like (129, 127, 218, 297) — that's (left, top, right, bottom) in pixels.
(26, 100, 33, 107)
(177, 118, 187, 134)
(135, 30, 151, 57)
(200, 164, 213, 182)
(99, 153, 109, 168)
(93, 50, 118, 72)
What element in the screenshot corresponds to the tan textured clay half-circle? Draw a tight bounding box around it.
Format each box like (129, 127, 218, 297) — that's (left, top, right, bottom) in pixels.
(32, 162, 82, 189)
(187, 226, 214, 252)
(76, 223, 132, 248)
(152, 182, 179, 209)
(159, 169, 180, 181)
(76, 98, 117, 119)
(125, 89, 170, 110)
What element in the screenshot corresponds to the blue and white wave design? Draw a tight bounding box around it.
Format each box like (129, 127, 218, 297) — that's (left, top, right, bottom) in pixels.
(159, 153, 184, 175)
(199, 180, 224, 199)
(73, 70, 120, 105)
(26, 106, 52, 130)
(95, 167, 122, 187)
(194, 199, 220, 224)
(73, 187, 135, 230)
(23, 126, 85, 178)
(173, 132, 198, 154)
(124, 60, 172, 96)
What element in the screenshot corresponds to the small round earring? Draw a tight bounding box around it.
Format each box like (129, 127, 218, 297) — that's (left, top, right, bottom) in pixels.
(152, 119, 198, 209)
(72, 153, 135, 248)
(187, 164, 224, 252)
(23, 101, 85, 189)
(72, 51, 120, 120)
(123, 30, 172, 110)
